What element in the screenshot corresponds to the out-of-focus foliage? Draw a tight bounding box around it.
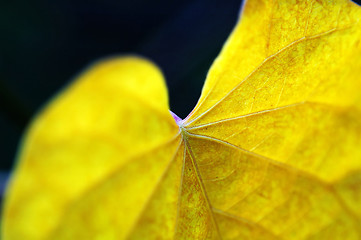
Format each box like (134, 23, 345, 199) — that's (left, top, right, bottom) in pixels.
(3, 0, 361, 239)
(0, 0, 241, 169)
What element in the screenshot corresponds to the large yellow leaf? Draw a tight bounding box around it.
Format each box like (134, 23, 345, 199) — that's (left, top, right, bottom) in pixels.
(3, 0, 361, 239)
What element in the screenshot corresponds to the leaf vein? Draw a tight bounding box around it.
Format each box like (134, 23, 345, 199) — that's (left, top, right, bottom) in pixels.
(184, 137, 223, 239)
(184, 25, 352, 127)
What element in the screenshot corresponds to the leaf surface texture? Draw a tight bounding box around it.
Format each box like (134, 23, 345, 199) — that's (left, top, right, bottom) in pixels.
(3, 0, 361, 239)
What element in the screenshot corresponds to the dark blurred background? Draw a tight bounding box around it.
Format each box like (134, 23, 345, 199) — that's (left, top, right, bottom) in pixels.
(0, 0, 243, 179)
(2, 0, 361, 189)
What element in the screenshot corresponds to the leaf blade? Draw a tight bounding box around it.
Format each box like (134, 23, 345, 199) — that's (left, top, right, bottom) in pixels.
(2, 56, 179, 239)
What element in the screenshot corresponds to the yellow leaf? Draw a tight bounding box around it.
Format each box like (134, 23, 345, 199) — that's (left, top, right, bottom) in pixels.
(3, 0, 361, 239)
